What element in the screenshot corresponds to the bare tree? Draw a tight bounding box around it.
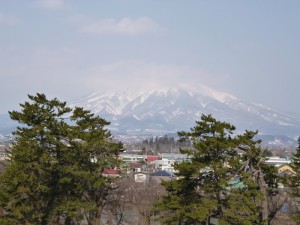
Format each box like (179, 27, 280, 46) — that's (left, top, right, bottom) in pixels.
(102, 178, 133, 225)
(130, 181, 165, 225)
(101, 175, 166, 225)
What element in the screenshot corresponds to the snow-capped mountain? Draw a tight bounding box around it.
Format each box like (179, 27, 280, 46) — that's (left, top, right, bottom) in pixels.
(69, 85, 300, 137)
(257, 135, 298, 150)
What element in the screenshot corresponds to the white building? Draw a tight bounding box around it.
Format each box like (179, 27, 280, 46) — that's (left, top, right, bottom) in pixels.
(119, 154, 145, 163)
(134, 172, 149, 183)
(160, 153, 190, 163)
(265, 157, 291, 166)
(153, 159, 176, 173)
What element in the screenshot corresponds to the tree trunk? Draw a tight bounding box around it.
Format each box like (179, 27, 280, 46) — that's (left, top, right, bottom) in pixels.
(65, 216, 72, 225)
(258, 170, 269, 225)
(207, 216, 210, 225)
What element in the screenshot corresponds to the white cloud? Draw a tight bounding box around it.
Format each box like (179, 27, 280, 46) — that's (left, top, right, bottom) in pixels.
(81, 17, 164, 35)
(33, 0, 68, 11)
(0, 13, 19, 26)
(0, 50, 228, 114)
(83, 61, 203, 91)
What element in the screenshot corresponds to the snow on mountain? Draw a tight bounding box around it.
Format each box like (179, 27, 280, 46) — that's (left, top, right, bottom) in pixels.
(187, 83, 239, 103)
(70, 91, 132, 116)
(1, 84, 299, 150)
(69, 85, 300, 137)
(257, 134, 298, 150)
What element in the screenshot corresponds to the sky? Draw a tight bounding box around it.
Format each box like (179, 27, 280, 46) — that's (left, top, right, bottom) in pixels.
(0, 0, 300, 115)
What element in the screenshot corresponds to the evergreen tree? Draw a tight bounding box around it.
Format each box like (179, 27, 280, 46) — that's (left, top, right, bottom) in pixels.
(289, 136, 300, 223)
(0, 93, 123, 225)
(223, 130, 279, 225)
(155, 114, 278, 225)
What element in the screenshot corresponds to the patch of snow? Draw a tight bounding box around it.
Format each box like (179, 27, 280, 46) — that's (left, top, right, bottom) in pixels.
(133, 114, 141, 120)
(187, 84, 239, 103)
(200, 102, 207, 108)
(277, 121, 294, 126)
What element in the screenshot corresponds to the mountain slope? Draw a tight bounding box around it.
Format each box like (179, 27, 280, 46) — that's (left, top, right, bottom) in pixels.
(69, 86, 300, 137)
(0, 114, 17, 135)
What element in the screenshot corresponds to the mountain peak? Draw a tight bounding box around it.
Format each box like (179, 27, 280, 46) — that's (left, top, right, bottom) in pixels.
(69, 85, 300, 137)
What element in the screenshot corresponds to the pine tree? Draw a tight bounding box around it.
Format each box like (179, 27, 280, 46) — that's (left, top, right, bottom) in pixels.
(290, 136, 300, 223)
(155, 114, 278, 225)
(0, 93, 123, 225)
(223, 130, 279, 225)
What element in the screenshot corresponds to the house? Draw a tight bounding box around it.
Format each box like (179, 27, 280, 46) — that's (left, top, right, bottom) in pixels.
(150, 170, 175, 183)
(152, 159, 176, 173)
(130, 162, 142, 172)
(160, 153, 190, 163)
(265, 157, 291, 167)
(277, 164, 295, 176)
(134, 172, 150, 183)
(120, 154, 145, 163)
(146, 155, 160, 162)
(226, 178, 246, 190)
(102, 169, 121, 177)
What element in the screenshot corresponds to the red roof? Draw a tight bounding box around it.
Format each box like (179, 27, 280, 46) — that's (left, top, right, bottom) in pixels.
(147, 155, 160, 161)
(130, 162, 141, 168)
(103, 169, 121, 175)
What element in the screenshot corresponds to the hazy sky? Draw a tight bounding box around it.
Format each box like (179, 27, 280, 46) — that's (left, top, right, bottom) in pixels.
(0, 0, 300, 114)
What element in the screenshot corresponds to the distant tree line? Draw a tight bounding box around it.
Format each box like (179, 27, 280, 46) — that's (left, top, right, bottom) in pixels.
(138, 135, 192, 154)
(142, 136, 177, 146)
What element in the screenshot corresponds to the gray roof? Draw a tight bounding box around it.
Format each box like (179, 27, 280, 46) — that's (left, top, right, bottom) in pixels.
(151, 170, 175, 177)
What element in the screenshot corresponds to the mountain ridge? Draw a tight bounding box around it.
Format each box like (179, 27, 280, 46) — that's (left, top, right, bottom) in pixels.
(69, 85, 300, 138)
(1, 85, 300, 149)
(1, 85, 300, 139)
